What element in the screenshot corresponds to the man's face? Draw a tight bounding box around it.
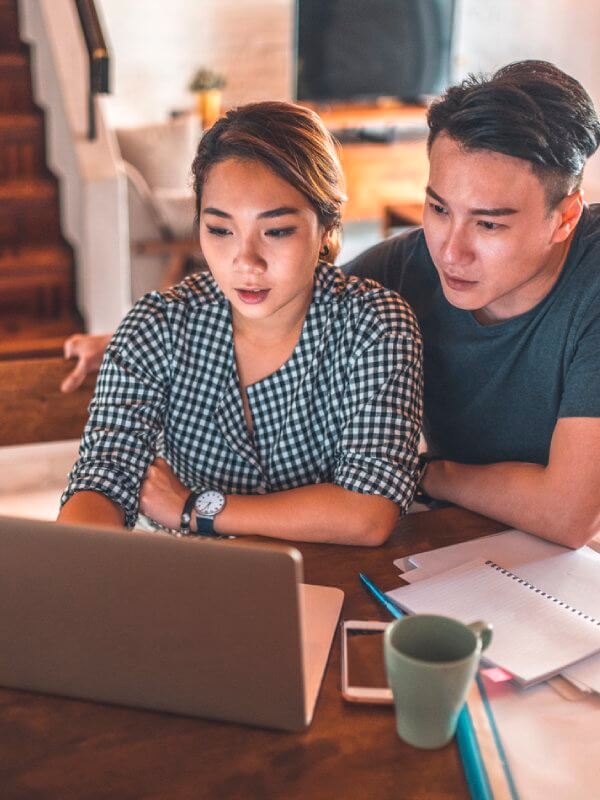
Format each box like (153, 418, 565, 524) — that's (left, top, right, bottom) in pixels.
(423, 134, 574, 323)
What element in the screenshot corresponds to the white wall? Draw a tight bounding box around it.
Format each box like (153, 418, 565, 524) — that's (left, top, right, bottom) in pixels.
(453, 0, 600, 198)
(96, 0, 600, 195)
(96, 0, 293, 127)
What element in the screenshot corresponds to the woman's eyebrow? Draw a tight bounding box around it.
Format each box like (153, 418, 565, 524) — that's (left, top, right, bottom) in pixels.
(202, 206, 300, 219)
(257, 206, 300, 219)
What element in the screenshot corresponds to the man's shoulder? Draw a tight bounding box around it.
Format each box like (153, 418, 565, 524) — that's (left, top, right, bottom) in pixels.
(343, 226, 429, 290)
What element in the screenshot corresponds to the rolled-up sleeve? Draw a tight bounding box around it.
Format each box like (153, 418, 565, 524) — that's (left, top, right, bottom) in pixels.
(333, 302, 423, 512)
(60, 293, 172, 527)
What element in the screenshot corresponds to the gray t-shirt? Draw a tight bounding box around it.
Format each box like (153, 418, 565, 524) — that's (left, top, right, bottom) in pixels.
(346, 204, 600, 465)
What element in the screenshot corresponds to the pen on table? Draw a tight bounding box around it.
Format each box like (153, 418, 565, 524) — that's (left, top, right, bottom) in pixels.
(358, 572, 494, 800)
(359, 572, 405, 619)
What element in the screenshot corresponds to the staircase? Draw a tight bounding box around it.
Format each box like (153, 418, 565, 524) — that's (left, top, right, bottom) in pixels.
(0, 0, 81, 351)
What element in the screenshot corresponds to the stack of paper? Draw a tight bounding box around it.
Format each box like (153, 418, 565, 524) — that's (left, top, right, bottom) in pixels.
(389, 530, 600, 692)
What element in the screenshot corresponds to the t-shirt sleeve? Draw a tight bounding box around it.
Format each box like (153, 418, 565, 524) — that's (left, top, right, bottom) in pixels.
(60, 293, 172, 527)
(332, 297, 423, 512)
(559, 292, 600, 418)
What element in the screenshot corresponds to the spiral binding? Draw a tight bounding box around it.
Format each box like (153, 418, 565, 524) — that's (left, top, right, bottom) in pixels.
(484, 560, 600, 627)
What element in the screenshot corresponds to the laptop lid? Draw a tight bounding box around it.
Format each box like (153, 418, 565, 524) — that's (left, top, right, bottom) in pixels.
(0, 516, 343, 731)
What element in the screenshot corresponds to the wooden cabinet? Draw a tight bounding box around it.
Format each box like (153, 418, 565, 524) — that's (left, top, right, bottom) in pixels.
(313, 103, 429, 222)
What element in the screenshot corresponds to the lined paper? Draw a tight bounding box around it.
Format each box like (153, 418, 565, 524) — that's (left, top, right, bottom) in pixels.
(387, 559, 600, 686)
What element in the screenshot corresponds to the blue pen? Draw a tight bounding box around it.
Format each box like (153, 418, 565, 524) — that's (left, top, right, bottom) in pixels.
(358, 572, 493, 800)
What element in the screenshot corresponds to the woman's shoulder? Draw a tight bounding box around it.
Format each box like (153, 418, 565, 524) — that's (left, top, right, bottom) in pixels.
(317, 263, 420, 340)
(160, 271, 225, 308)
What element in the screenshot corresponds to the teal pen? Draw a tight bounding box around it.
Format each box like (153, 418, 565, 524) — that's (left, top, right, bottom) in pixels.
(358, 572, 493, 800)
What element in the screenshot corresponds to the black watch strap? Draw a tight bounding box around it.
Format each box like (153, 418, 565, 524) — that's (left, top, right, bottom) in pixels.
(414, 453, 435, 506)
(196, 515, 217, 536)
(180, 490, 200, 535)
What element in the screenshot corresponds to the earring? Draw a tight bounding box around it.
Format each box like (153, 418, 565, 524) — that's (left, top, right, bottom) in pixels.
(319, 244, 330, 258)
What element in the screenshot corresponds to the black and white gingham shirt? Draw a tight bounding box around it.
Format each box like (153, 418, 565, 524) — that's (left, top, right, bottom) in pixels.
(62, 263, 423, 528)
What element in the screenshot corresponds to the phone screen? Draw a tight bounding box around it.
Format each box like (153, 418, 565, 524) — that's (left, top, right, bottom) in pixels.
(346, 627, 389, 690)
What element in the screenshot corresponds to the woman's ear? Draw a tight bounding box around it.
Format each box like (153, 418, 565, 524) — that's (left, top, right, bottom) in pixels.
(319, 227, 339, 263)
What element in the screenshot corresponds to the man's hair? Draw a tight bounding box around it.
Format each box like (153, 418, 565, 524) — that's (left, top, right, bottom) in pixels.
(427, 60, 600, 207)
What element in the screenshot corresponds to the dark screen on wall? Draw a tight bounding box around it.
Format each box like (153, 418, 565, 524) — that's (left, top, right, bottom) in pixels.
(295, 0, 455, 103)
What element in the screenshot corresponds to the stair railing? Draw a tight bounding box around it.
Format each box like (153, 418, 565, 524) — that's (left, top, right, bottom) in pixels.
(73, 0, 110, 139)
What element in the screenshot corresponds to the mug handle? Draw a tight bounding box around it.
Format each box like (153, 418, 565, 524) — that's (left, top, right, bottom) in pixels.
(468, 620, 493, 651)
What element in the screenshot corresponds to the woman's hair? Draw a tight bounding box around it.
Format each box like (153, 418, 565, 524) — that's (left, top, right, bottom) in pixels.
(191, 101, 346, 262)
(427, 60, 600, 209)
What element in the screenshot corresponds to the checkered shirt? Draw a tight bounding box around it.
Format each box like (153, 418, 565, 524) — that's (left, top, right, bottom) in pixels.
(61, 263, 423, 528)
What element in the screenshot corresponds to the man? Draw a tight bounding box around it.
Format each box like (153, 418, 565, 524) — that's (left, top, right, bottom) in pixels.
(63, 60, 600, 548)
(348, 60, 600, 548)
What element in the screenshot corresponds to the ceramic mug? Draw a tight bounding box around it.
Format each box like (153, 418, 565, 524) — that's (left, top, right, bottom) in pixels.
(384, 614, 492, 749)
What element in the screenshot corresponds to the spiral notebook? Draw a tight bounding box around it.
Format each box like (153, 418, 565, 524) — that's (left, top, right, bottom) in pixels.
(387, 558, 600, 686)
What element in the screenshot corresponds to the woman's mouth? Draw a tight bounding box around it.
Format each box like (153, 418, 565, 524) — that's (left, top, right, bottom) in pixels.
(235, 288, 271, 304)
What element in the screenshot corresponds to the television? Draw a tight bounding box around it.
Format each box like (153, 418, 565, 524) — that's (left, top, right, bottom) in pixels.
(294, 0, 456, 105)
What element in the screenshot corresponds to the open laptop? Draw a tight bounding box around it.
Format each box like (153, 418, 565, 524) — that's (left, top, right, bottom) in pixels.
(0, 515, 343, 731)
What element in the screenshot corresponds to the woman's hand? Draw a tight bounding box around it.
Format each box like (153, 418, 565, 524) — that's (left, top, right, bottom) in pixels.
(139, 457, 189, 530)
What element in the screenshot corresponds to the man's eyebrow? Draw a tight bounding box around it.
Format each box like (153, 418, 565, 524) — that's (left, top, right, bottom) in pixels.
(202, 206, 300, 220)
(425, 186, 518, 216)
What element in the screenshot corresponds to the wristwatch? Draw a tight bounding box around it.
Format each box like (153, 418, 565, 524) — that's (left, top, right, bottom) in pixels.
(180, 489, 226, 536)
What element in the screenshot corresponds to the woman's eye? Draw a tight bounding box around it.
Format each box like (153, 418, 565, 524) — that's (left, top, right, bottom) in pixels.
(206, 225, 231, 237)
(429, 203, 447, 215)
(265, 227, 297, 238)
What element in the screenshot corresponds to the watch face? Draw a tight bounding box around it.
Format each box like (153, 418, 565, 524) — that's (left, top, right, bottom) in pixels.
(195, 490, 225, 517)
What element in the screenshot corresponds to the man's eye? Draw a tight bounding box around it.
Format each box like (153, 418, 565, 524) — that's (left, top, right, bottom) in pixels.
(478, 220, 501, 231)
(206, 225, 231, 237)
(265, 227, 297, 238)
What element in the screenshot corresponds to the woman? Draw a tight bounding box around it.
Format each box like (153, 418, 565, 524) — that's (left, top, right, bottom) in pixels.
(59, 102, 422, 545)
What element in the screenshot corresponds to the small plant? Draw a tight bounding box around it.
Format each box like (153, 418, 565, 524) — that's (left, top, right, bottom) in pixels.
(188, 67, 226, 92)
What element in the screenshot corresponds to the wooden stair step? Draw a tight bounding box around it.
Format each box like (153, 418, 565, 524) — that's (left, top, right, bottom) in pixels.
(0, 113, 46, 179)
(0, 53, 35, 113)
(0, 316, 82, 355)
(0, 245, 72, 278)
(0, 0, 22, 53)
(0, 243, 74, 318)
(0, 178, 62, 244)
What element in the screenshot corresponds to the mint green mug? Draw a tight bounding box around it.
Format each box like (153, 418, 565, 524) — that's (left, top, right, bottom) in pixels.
(384, 614, 492, 749)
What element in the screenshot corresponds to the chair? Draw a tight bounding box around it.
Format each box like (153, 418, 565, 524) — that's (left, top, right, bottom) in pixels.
(115, 114, 203, 300)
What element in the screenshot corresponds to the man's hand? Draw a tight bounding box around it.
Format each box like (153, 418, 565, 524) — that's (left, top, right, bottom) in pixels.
(61, 333, 112, 393)
(139, 457, 189, 530)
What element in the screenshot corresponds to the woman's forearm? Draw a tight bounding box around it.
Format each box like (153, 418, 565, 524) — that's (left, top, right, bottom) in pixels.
(213, 483, 399, 546)
(58, 491, 125, 528)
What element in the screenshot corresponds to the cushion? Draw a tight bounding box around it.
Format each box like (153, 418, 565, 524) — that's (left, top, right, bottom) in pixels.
(116, 114, 201, 191)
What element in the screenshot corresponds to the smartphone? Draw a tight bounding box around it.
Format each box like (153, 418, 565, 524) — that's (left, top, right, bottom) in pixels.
(340, 620, 393, 704)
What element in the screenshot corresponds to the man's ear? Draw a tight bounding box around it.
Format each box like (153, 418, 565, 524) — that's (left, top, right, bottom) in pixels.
(552, 189, 584, 243)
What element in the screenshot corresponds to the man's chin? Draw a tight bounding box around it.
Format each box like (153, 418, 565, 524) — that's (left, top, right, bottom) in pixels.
(440, 283, 485, 311)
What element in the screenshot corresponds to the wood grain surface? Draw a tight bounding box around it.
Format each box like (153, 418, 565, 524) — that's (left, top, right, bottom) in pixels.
(0, 507, 506, 800)
(0, 357, 95, 445)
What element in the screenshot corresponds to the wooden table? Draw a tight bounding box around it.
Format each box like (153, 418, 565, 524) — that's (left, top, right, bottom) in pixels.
(0, 508, 505, 800)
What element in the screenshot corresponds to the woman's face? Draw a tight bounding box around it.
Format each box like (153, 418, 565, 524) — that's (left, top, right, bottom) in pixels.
(199, 158, 328, 330)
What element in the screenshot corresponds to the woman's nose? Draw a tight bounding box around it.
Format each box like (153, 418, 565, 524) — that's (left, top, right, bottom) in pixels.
(233, 240, 267, 273)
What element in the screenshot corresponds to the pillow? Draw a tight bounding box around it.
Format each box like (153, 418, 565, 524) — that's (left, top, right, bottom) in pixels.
(116, 115, 201, 191)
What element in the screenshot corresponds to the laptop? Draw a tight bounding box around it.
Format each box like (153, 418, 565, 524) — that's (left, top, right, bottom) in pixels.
(0, 515, 343, 731)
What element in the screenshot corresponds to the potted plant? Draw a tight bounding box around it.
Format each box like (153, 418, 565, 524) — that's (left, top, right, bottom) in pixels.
(188, 67, 226, 128)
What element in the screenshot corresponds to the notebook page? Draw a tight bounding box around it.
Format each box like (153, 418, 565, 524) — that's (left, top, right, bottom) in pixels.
(387, 559, 600, 685)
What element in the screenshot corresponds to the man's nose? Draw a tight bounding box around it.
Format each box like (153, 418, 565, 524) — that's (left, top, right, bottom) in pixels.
(441, 225, 472, 266)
